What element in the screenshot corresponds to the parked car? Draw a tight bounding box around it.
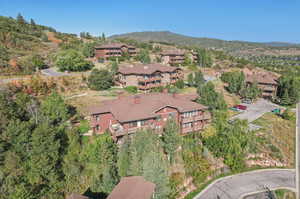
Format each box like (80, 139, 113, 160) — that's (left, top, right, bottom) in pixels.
(242, 99, 252, 104)
(234, 104, 247, 111)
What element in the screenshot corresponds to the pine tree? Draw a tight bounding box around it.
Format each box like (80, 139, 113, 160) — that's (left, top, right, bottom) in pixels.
(102, 33, 106, 41)
(194, 71, 205, 87)
(16, 13, 26, 24)
(27, 122, 64, 197)
(117, 135, 131, 177)
(30, 19, 36, 26)
(142, 151, 170, 199)
(187, 73, 194, 87)
(161, 119, 181, 164)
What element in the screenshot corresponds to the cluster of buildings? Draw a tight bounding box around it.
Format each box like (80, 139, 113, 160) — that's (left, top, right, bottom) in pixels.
(94, 42, 198, 66)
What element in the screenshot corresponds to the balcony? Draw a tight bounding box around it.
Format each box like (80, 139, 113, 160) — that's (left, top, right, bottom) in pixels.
(138, 83, 162, 90)
(138, 76, 161, 83)
(181, 112, 211, 123)
(182, 127, 193, 134)
(109, 124, 156, 138)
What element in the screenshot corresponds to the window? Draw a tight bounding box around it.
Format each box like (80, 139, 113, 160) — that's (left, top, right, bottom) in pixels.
(129, 121, 137, 128)
(95, 125, 100, 131)
(140, 120, 146, 126)
(183, 122, 192, 128)
(156, 115, 162, 121)
(95, 115, 100, 121)
(168, 112, 176, 119)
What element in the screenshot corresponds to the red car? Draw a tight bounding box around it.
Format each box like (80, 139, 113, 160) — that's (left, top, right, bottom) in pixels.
(234, 105, 247, 110)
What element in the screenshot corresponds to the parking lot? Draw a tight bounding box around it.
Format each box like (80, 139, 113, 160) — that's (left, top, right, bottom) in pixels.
(231, 99, 281, 123)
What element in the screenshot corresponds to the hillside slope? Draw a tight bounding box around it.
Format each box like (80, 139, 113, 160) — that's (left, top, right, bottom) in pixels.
(110, 31, 300, 52)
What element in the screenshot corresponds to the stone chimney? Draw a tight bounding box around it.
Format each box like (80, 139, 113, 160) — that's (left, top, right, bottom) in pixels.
(134, 96, 141, 104)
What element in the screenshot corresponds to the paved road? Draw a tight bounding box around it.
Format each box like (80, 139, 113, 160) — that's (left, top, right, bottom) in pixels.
(194, 169, 295, 199)
(231, 99, 280, 123)
(41, 68, 69, 77)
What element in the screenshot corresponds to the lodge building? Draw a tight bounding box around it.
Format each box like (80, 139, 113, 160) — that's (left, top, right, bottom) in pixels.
(116, 63, 184, 91)
(89, 92, 211, 142)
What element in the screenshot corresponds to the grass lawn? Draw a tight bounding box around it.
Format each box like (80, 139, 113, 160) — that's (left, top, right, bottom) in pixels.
(275, 189, 296, 199)
(252, 112, 296, 167)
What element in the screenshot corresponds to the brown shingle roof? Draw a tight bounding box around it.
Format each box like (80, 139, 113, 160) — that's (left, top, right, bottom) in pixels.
(89, 93, 206, 123)
(107, 176, 155, 199)
(161, 49, 186, 56)
(118, 63, 181, 75)
(95, 43, 135, 49)
(245, 72, 278, 85)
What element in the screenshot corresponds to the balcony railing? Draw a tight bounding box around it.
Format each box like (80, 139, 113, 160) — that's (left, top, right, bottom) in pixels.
(138, 83, 162, 90)
(109, 124, 156, 138)
(138, 77, 161, 82)
(181, 112, 211, 123)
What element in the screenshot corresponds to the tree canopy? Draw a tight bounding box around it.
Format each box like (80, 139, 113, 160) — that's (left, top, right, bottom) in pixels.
(55, 50, 94, 71)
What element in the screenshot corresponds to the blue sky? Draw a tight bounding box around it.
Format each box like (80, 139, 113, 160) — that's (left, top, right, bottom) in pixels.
(1, 0, 299, 43)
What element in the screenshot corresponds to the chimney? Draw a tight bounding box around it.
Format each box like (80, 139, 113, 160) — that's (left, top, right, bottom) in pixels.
(134, 96, 141, 104)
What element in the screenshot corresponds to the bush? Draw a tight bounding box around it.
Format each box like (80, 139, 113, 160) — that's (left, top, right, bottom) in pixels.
(88, 69, 113, 90)
(55, 50, 94, 71)
(124, 86, 138, 94)
(174, 79, 184, 89)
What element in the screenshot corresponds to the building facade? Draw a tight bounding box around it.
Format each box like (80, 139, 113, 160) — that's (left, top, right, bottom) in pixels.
(244, 70, 279, 98)
(116, 63, 184, 91)
(89, 92, 211, 142)
(160, 49, 198, 65)
(94, 43, 137, 60)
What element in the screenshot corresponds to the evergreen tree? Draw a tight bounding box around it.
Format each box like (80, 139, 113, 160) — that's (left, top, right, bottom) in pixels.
(142, 151, 170, 199)
(117, 136, 131, 177)
(187, 73, 194, 87)
(88, 69, 114, 90)
(27, 122, 64, 198)
(161, 119, 181, 164)
(194, 71, 205, 87)
(102, 33, 106, 41)
(30, 19, 36, 26)
(281, 89, 291, 105)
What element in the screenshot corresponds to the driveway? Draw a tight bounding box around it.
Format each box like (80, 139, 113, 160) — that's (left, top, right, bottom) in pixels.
(41, 68, 69, 77)
(194, 169, 295, 199)
(231, 99, 280, 123)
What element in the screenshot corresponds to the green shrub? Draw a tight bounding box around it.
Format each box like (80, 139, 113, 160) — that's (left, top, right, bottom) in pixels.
(88, 69, 113, 90)
(124, 86, 138, 94)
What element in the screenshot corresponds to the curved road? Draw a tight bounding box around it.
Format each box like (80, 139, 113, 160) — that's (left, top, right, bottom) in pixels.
(194, 169, 295, 199)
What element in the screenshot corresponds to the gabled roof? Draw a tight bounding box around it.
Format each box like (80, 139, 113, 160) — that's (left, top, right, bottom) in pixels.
(89, 93, 206, 123)
(118, 63, 181, 75)
(95, 42, 135, 49)
(107, 176, 155, 199)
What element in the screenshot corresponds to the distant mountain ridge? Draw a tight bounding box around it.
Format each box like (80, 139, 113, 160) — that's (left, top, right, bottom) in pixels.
(110, 31, 300, 51)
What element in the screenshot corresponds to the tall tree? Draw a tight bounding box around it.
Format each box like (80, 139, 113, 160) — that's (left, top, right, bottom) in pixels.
(161, 119, 181, 164)
(88, 69, 114, 90)
(117, 135, 131, 177)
